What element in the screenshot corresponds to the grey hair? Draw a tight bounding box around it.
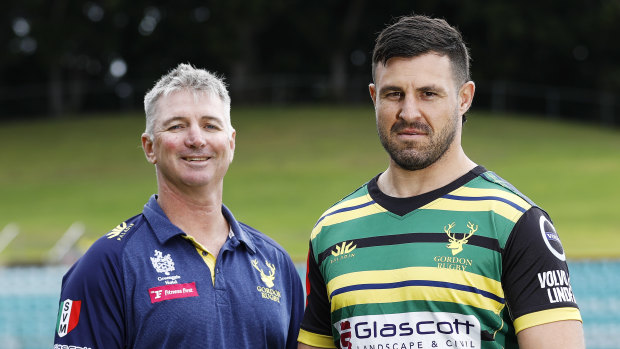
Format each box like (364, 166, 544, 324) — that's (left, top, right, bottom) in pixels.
(143, 63, 232, 138)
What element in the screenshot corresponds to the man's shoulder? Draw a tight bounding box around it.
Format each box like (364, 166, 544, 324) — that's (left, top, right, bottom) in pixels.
(473, 169, 537, 207)
(61, 213, 147, 292)
(237, 221, 292, 260)
(84, 213, 147, 260)
(315, 180, 372, 221)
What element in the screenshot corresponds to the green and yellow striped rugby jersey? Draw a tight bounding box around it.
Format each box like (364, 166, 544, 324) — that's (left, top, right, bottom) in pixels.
(299, 166, 581, 349)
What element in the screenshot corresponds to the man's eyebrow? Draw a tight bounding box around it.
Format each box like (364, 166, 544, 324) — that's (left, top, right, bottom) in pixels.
(417, 84, 447, 94)
(200, 115, 224, 123)
(378, 85, 403, 95)
(161, 116, 187, 126)
(161, 115, 223, 125)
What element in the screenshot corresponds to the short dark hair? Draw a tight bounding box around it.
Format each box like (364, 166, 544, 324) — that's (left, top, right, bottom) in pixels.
(372, 15, 471, 86)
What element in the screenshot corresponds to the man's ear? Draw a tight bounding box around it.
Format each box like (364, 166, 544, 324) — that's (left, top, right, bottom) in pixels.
(458, 81, 475, 115)
(141, 133, 157, 164)
(369, 83, 377, 108)
(229, 129, 236, 163)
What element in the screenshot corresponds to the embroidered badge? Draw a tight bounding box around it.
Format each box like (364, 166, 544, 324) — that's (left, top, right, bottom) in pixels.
(150, 250, 175, 275)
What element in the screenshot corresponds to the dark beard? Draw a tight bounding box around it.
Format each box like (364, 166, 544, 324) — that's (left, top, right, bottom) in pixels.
(377, 117, 457, 171)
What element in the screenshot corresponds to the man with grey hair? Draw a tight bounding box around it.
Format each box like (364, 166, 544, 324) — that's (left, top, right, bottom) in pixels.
(54, 63, 304, 348)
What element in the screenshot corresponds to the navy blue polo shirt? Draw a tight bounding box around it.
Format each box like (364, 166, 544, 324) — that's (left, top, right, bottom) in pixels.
(54, 195, 304, 349)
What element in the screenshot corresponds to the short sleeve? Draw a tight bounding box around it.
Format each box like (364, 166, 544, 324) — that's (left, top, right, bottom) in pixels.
(53, 238, 126, 348)
(285, 250, 306, 349)
(501, 207, 582, 333)
(298, 243, 336, 348)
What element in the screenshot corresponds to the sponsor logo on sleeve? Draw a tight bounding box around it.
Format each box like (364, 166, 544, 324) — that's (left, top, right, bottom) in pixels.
(537, 269, 577, 304)
(539, 216, 566, 261)
(56, 299, 82, 337)
(149, 282, 199, 303)
(334, 312, 481, 348)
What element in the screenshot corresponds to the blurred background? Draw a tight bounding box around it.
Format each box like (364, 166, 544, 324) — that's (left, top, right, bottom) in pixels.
(1, 1, 619, 348)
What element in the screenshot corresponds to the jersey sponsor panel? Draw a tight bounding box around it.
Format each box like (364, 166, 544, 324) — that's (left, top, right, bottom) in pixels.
(334, 312, 481, 349)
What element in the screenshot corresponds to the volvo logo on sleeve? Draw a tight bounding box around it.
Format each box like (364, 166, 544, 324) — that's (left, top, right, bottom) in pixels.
(539, 216, 565, 261)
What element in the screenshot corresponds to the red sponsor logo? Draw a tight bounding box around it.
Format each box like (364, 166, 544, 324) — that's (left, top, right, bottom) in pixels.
(149, 282, 199, 303)
(340, 321, 352, 349)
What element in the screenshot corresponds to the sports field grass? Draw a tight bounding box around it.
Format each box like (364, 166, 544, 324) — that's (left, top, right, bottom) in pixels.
(1, 106, 618, 263)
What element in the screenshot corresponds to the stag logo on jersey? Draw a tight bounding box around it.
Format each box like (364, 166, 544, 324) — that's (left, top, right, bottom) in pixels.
(151, 250, 175, 275)
(56, 299, 82, 337)
(106, 221, 134, 241)
(445, 221, 477, 255)
(539, 216, 565, 261)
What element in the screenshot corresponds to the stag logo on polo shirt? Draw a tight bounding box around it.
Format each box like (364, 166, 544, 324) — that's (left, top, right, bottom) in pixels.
(252, 259, 282, 303)
(56, 299, 82, 337)
(252, 258, 276, 288)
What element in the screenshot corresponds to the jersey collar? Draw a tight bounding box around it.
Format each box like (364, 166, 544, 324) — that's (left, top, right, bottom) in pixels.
(142, 195, 256, 254)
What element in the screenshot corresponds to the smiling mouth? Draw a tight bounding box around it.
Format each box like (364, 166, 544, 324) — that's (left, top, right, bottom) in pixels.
(183, 156, 210, 161)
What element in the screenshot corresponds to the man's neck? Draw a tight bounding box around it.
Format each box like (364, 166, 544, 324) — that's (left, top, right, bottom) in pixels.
(378, 147, 476, 198)
(157, 183, 229, 257)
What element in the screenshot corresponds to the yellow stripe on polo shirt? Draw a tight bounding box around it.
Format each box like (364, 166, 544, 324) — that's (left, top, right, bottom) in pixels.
(327, 267, 505, 314)
(513, 307, 583, 334)
(183, 235, 217, 285)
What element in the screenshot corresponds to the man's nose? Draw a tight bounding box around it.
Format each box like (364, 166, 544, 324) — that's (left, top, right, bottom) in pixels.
(398, 95, 422, 121)
(185, 124, 206, 148)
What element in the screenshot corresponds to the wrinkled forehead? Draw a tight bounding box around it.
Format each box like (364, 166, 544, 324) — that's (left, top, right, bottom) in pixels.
(154, 89, 232, 125)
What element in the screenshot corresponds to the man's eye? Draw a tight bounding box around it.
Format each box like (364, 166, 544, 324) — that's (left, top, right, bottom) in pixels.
(168, 124, 183, 130)
(386, 92, 403, 98)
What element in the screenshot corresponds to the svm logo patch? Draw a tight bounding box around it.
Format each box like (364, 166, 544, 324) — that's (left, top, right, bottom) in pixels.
(57, 299, 82, 337)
